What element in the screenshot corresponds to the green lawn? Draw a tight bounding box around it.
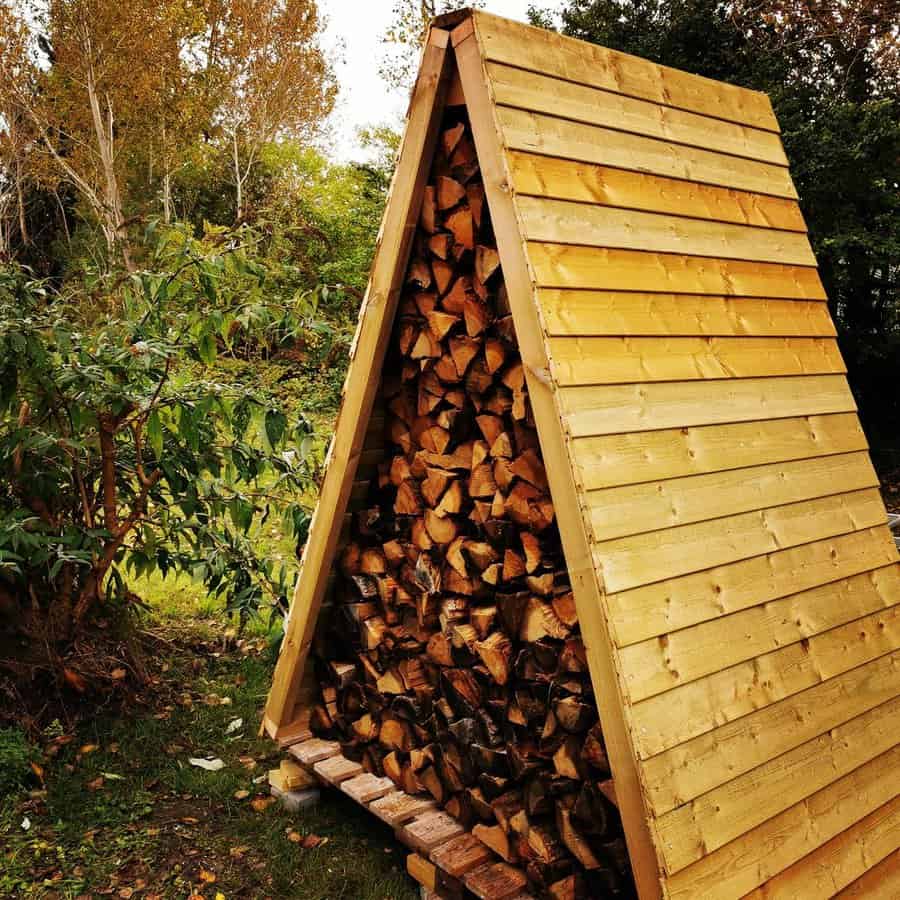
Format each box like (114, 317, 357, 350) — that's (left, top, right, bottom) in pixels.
(0, 614, 417, 900)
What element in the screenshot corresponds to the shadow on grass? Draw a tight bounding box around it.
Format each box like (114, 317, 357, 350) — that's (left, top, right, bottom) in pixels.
(0, 623, 416, 900)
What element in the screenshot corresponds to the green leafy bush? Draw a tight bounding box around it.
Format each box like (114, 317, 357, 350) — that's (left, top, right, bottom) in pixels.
(0, 224, 324, 643)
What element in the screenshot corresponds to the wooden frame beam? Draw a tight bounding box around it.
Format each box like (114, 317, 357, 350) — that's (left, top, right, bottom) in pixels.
(263, 25, 454, 736)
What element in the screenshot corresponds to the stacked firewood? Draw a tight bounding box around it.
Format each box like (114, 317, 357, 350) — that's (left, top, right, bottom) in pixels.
(311, 110, 635, 899)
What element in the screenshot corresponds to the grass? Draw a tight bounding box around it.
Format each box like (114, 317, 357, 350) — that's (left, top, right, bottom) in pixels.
(0, 618, 417, 900)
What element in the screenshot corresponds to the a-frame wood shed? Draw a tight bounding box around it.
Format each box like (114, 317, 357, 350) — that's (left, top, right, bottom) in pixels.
(264, 10, 900, 898)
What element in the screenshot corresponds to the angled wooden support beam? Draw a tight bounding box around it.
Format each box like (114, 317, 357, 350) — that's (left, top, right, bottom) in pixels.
(263, 27, 455, 735)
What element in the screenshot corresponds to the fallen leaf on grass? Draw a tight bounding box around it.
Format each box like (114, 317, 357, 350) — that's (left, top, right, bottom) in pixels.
(79, 744, 99, 755)
(199, 870, 217, 883)
(30, 762, 44, 783)
(20, 816, 31, 831)
(237, 756, 256, 770)
(233, 789, 250, 800)
(110, 668, 127, 680)
(118, 888, 133, 898)
(250, 797, 274, 812)
(101, 772, 125, 781)
(225, 718, 243, 735)
(86, 776, 104, 791)
(229, 846, 250, 860)
(180, 816, 200, 825)
(287, 830, 302, 843)
(302, 834, 325, 849)
(188, 758, 225, 771)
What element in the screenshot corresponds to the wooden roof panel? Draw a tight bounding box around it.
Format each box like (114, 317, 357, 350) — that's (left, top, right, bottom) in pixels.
(509, 152, 808, 230)
(486, 61, 788, 164)
(473, 10, 780, 131)
(500, 107, 797, 197)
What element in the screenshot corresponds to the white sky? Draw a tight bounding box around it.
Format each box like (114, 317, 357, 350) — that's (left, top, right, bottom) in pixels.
(318, 1, 551, 163)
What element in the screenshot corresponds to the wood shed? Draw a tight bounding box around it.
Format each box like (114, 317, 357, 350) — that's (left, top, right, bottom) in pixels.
(263, 9, 900, 899)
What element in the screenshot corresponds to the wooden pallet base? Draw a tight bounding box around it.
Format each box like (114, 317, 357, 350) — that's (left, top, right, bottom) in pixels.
(282, 738, 534, 899)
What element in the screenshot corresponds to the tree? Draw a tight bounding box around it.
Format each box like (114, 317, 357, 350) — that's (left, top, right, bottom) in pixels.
(530, 0, 900, 447)
(202, 0, 336, 222)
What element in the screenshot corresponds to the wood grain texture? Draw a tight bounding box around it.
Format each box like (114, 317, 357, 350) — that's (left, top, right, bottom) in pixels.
(550, 336, 844, 386)
(622, 561, 899, 702)
(835, 849, 900, 898)
(488, 62, 788, 163)
(608, 527, 897, 649)
(573, 413, 864, 491)
(642, 650, 900, 814)
(744, 794, 900, 898)
(509, 153, 806, 230)
(561, 374, 855, 438)
(587, 450, 875, 543)
(528, 243, 826, 297)
(594, 487, 886, 593)
(500, 107, 795, 197)
(539, 290, 833, 338)
(473, 10, 779, 130)
(665, 745, 900, 898)
(519, 197, 815, 265)
(630, 578, 900, 758)
(656, 693, 900, 873)
(455, 25, 663, 898)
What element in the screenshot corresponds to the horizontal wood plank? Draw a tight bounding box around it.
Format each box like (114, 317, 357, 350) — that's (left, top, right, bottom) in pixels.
(519, 197, 815, 265)
(588, 450, 875, 543)
(835, 849, 900, 898)
(573, 413, 864, 491)
(474, 11, 780, 130)
(529, 243, 826, 297)
(595, 487, 886, 593)
(630, 576, 900, 757)
(641, 650, 900, 814)
(550, 336, 844, 387)
(488, 62, 788, 164)
(561, 374, 855, 438)
(745, 794, 900, 898)
(608, 526, 896, 649)
(665, 745, 900, 898)
(656, 693, 900, 873)
(509, 153, 806, 230)
(622, 560, 899, 703)
(500, 108, 796, 197)
(540, 290, 833, 339)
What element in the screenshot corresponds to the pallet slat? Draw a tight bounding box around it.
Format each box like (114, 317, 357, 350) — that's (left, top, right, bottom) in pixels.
(835, 849, 900, 898)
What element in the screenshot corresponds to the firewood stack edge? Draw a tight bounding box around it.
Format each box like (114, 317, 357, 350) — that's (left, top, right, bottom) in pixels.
(306, 108, 636, 899)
